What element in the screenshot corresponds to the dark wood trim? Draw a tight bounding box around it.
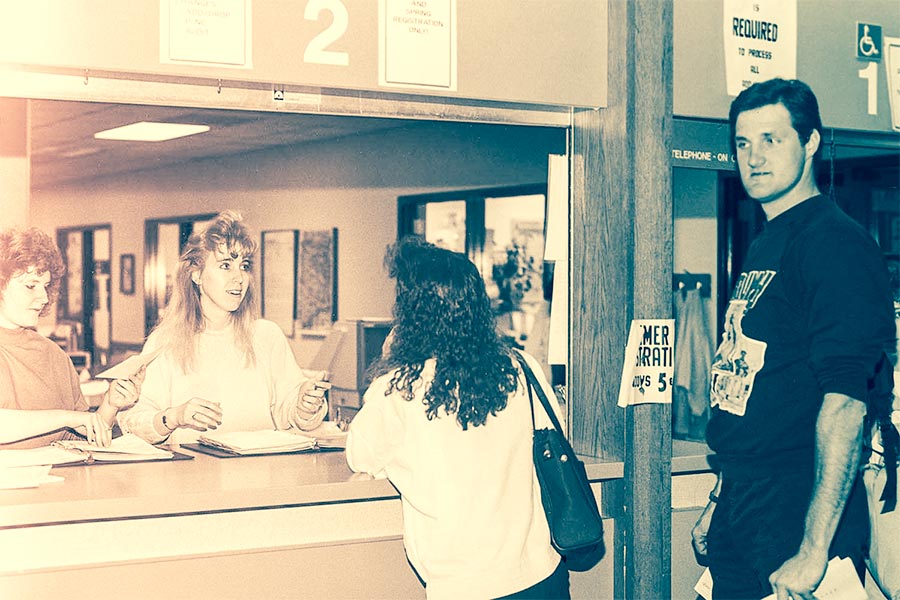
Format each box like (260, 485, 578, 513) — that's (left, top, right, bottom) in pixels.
(55, 223, 111, 365)
(571, 1, 674, 598)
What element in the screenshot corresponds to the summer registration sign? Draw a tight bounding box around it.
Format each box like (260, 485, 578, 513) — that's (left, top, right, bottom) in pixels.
(723, 0, 797, 96)
(618, 319, 675, 407)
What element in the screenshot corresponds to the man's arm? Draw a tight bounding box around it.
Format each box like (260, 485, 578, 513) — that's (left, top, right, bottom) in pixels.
(692, 472, 722, 559)
(768, 392, 865, 600)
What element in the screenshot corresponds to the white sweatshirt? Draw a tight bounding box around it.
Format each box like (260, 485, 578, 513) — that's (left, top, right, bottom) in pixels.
(118, 319, 325, 445)
(346, 350, 561, 599)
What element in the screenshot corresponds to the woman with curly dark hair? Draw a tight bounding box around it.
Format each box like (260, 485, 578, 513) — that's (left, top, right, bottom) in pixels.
(0, 227, 142, 448)
(347, 236, 568, 599)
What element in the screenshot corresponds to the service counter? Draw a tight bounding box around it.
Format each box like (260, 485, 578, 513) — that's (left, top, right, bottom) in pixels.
(0, 447, 629, 600)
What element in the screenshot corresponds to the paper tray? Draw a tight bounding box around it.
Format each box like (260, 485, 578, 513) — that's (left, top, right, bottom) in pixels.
(181, 443, 344, 459)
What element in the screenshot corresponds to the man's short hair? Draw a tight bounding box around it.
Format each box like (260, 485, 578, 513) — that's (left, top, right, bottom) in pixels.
(728, 78, 823, 153)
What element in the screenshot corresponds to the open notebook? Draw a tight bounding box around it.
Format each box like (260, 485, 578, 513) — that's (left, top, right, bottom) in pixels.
(0, 434, 176, 474)
(195, 423, 348, 456)
(52, 433, 176, 463)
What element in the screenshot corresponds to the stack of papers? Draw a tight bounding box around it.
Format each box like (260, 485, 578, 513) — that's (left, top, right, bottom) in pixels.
(0, 434, 173, 488)
(0, 446, 87, 469)
(0, 465, 63, 490)
(199, 430, 317, 455)
(198, 423, 347, 455)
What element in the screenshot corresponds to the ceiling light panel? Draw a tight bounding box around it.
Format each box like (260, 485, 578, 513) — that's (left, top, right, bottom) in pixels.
(94, 121, 210, 142)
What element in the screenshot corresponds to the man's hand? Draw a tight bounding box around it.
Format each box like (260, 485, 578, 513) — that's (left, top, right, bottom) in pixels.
(768, 546, 827, 600)
(691, 501, 715, 559)
(692, 475, 721, 561)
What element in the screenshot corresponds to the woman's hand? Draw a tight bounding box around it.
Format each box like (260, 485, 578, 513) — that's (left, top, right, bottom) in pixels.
(106, 366, 146, 409)
(171, 397, 223, 431)
(71, 410, 113, 447)
(291, 371, 330, 429)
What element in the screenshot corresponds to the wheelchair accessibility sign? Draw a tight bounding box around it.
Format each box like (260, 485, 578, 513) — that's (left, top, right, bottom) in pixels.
(857, 22, 882, 61)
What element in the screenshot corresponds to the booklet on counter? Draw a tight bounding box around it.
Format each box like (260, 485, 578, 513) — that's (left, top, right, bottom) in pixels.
(52, 433, 176, 463)
(0, 435, 181, 478)
(194, 423, 348, 457)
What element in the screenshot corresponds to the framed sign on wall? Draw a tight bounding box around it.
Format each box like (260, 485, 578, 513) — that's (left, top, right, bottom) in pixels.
(120, 253, 135, 295)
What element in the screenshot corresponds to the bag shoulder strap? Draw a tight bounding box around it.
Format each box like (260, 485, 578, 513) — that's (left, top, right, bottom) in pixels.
(513, 350, 565, 435)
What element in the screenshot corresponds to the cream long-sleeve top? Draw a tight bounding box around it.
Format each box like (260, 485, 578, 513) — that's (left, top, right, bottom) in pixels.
(118, 319, 325, 445)
(346, 350, 561, 600)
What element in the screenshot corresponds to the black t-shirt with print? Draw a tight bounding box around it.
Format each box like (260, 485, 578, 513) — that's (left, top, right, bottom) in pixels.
(706, 195, 895, 476)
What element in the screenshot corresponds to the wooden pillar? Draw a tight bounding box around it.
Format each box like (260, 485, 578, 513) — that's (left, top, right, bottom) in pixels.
(0, 98, 30, 228)
(570, 0, 673, 598)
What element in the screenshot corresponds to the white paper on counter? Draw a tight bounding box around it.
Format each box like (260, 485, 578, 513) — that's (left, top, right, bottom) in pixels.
(617, 319, 675, 407)
(0, 465, 63, 490)
(0, 446, 85, 468)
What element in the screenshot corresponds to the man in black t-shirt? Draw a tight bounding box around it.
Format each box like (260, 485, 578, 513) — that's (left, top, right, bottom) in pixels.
(690, 78, 896, 600)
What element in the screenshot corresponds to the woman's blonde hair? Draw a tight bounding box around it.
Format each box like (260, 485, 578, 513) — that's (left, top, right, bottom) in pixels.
(151, 210, 258, 371)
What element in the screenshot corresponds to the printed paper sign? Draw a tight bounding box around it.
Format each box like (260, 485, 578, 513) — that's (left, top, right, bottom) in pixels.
(379, 0, 457, 90)
(161, 0, 251, 67)
(885, 37, 900, 132)
(617, 319, 675, 407)
(722, 0, 797, 96)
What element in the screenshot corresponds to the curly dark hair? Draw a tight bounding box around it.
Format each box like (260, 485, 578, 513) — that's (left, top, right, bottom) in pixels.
(371, 236, 520, 430)
(0, 227, 66, 316)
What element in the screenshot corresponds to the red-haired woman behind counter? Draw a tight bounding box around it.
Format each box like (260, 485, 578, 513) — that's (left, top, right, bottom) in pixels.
(0, 227, 142, 448)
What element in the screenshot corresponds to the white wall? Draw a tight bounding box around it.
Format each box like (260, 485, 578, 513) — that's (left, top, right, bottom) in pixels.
(30, 120, 564, 363)
(674, 0, 899, 133)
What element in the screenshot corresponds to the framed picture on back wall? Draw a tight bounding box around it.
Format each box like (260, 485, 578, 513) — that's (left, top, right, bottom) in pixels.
(120, 253, 135, 295)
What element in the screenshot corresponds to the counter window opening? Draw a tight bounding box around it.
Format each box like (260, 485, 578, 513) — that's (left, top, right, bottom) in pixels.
(397, 184, 566, 400)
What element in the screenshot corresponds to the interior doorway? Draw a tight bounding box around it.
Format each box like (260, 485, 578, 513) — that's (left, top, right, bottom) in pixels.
(144, 213, 217, 337)
(55, 224, 112, 370)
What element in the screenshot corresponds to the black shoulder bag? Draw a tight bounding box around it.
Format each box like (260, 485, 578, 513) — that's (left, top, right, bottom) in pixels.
(514, 351, 605, 571)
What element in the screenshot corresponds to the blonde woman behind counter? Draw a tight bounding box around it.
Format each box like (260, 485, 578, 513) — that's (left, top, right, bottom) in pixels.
(117, 211, 328, 445)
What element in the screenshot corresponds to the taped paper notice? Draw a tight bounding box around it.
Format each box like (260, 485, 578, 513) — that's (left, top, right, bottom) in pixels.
(617, 319, 675, 407)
